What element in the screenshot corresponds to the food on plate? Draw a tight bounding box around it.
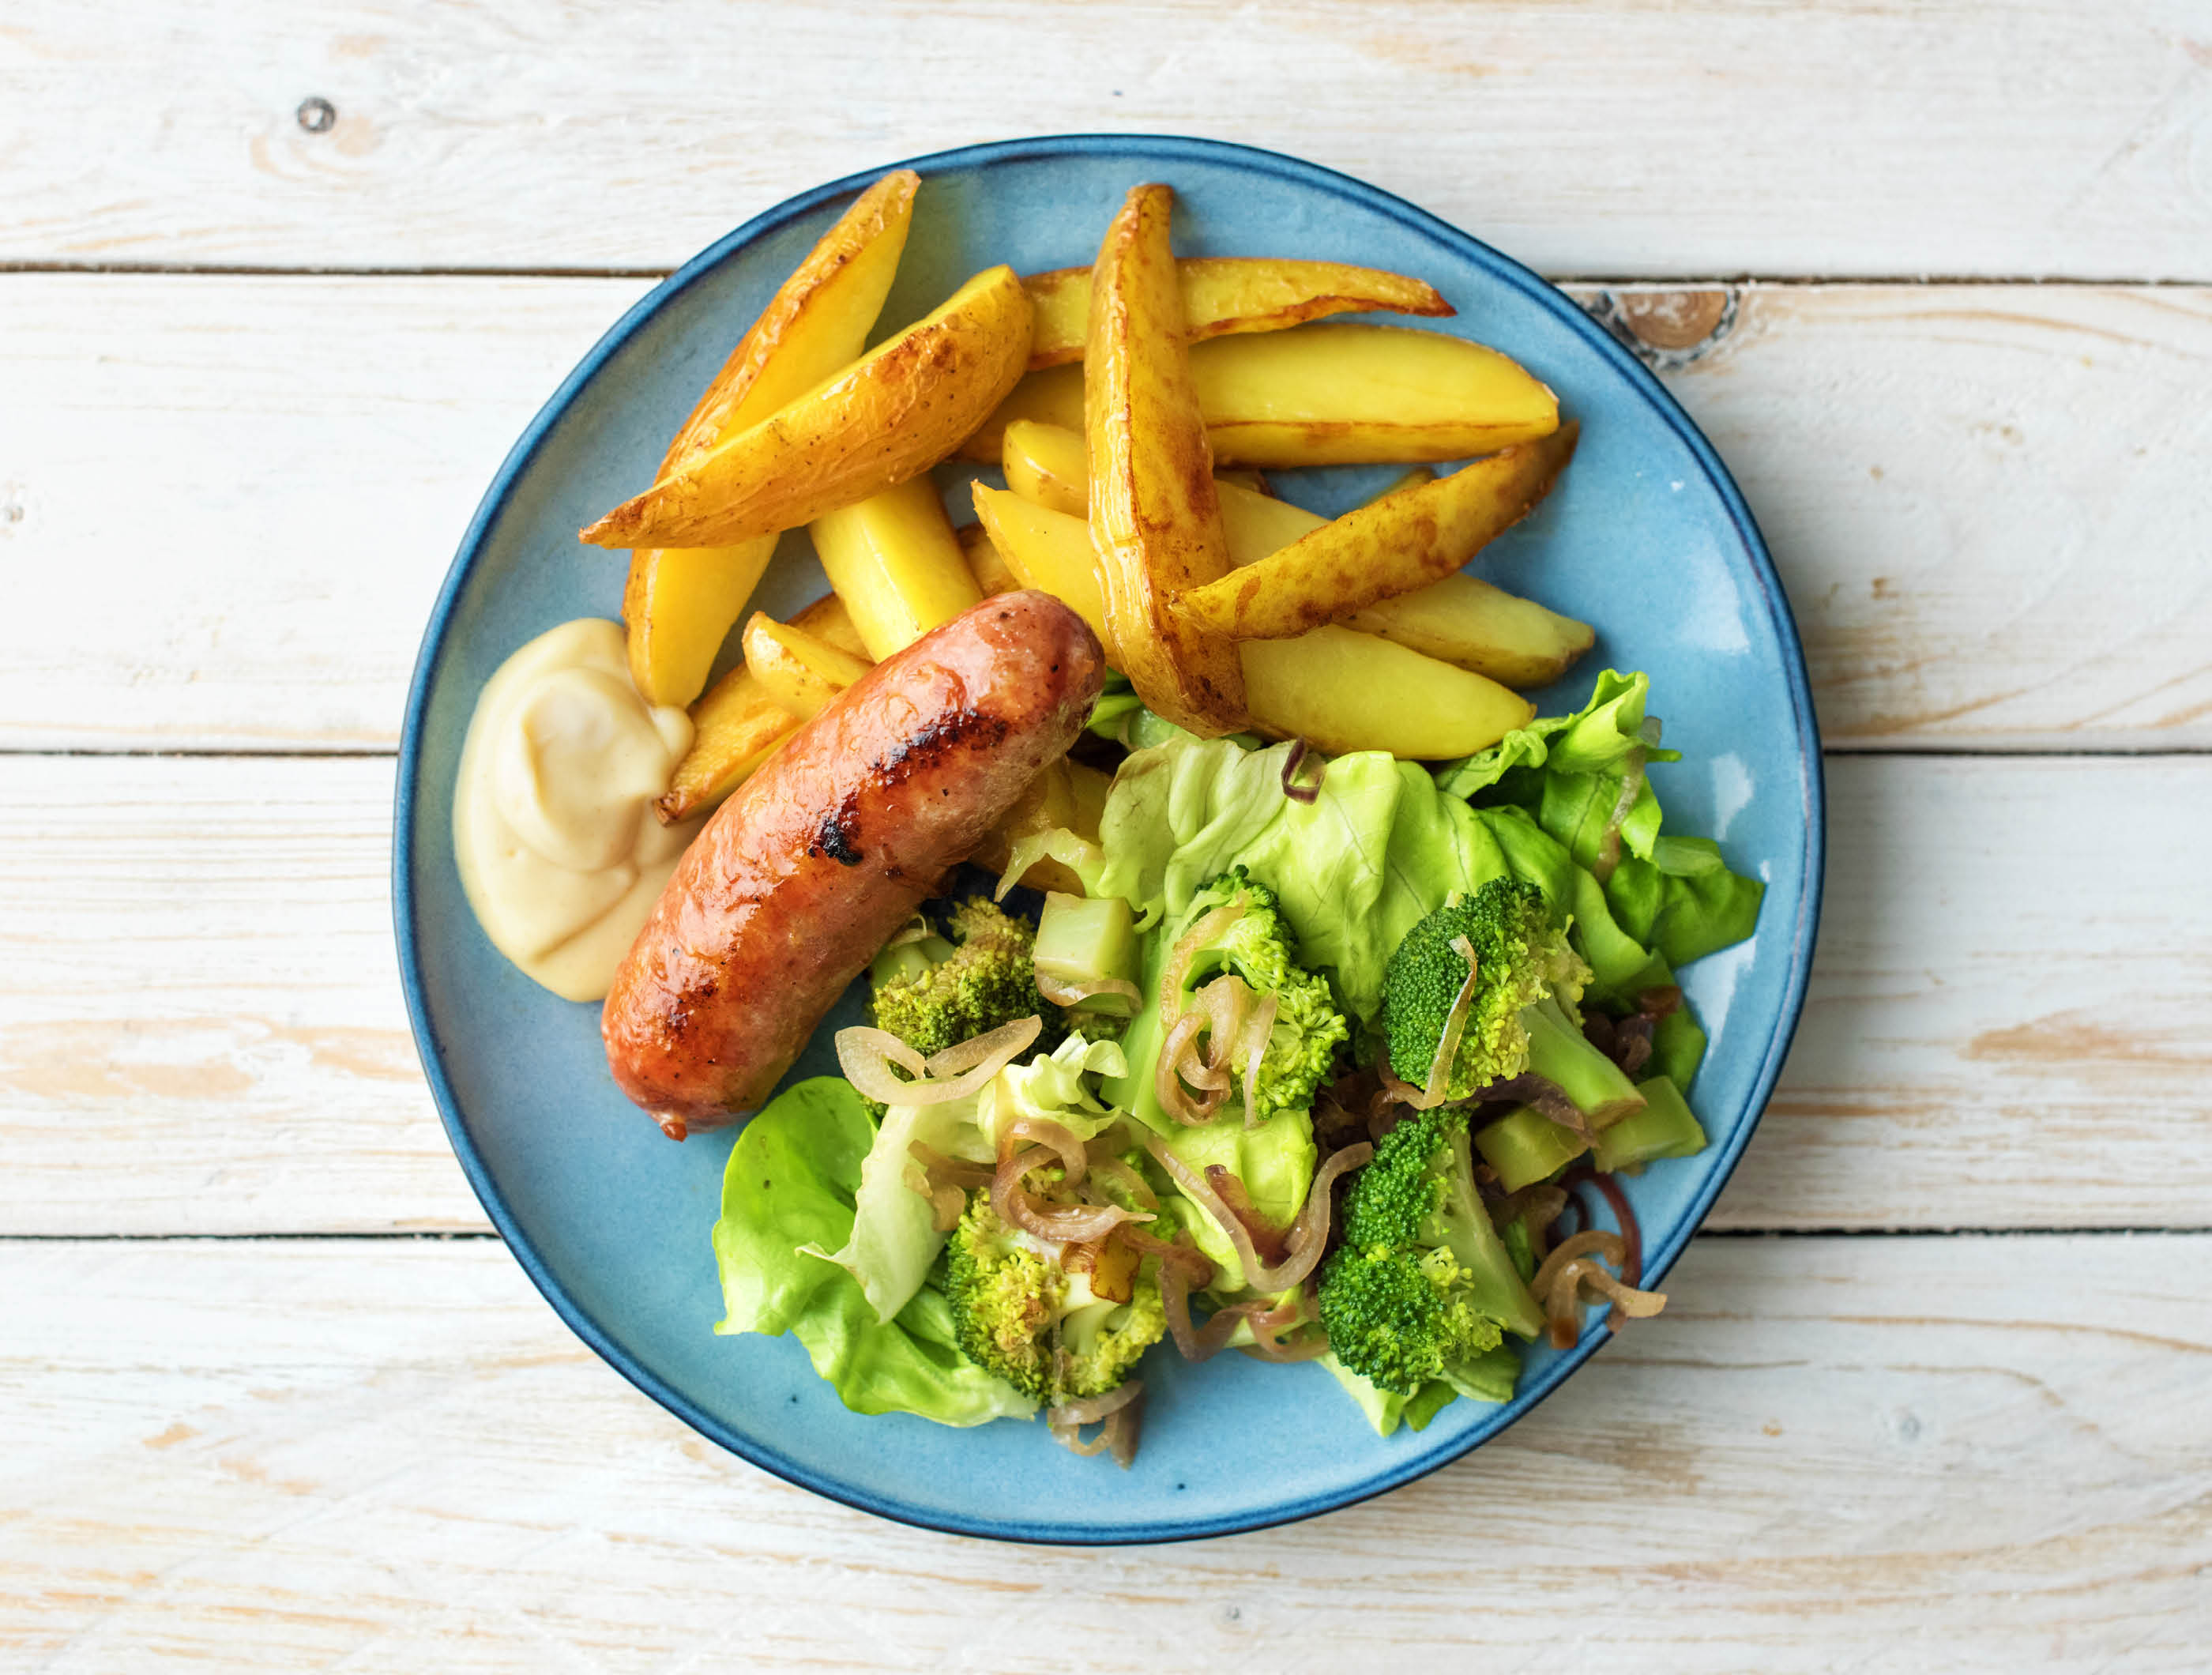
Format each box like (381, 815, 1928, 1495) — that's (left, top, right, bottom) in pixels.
(1239, 627, 1533, 757)
(581, 264, 1034, 550)
(452, 619, 699, 1001)
(1022, 256, 1451, 367)
(625, 170, 920, 706)
(448, 167, 1766, 1468)
(601, 591, 1106, 1138)
(811, 477, 984, 659)
(1084, 183, 1247, 738)
(994, 417, 1593, 689)
(740, 611, 873, 722)
(656, 592, 867, 823)
(964, 321, 1559, 468)
(1174, 423, 1581, 641)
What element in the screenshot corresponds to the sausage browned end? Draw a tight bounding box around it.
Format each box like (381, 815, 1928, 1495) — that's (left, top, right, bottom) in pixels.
(602, 590, 1106, 1138)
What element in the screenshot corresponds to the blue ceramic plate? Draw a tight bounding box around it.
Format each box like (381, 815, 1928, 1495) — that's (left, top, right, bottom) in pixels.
(395, 135, 1823, 1544)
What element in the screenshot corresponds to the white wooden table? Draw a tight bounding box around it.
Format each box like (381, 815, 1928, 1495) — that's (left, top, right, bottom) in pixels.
(5, 4, 2209, 1668)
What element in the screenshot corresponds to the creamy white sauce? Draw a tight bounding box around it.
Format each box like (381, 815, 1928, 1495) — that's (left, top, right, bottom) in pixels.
(453, 619, 698, 1002)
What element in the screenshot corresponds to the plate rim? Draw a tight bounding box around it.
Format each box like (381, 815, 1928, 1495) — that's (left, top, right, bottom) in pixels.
(392, 131, 1826, 1545)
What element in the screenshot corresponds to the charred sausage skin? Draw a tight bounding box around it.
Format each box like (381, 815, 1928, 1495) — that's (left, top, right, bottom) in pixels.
(602, 590, 1106, 1136)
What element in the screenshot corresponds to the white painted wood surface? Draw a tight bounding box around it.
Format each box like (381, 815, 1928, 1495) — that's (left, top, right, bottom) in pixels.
(3, 752, 2203, 1236)
(5, 1234, 2206, 1671)
(5, 1, 2210, 279)
(6, 6, 2206, 1658)
(4, 276, 2208, 753)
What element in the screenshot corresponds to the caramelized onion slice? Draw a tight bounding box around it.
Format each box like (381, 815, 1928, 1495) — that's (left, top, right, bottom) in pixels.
(1533, 1228, 1666, 1348)
(1415, 933, 1482, 1108)
(835, 1016, 1042, 1107)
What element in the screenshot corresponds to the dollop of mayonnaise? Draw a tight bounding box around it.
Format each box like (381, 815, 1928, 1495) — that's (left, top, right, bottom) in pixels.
(453, 619, 698, 1002)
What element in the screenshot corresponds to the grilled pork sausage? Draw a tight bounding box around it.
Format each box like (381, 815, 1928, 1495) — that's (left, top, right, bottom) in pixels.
(603, 590, 1105, 1137)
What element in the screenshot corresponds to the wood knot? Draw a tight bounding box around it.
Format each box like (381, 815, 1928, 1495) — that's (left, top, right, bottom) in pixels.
(1586, 287, 1740, 371)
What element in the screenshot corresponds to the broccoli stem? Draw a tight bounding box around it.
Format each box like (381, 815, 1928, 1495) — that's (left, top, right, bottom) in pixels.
(1432, 1123, 1548, 1340)
(1474, 1105, 1589, 1193)
(1593, 1075, 1709, 1172)
(1522, 995, 1646, 1125)
(1033, 891, 1141, 1019)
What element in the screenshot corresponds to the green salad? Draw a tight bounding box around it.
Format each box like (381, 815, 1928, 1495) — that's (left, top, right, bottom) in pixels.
(710, 672, 1762, 1462)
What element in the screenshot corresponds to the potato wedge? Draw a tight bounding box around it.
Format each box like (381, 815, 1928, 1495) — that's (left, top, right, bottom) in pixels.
(741, 612, 875, 722)
(971, 758, 1114, 895)
(656, 593, 865, 823)
(1176, 422, 1580, 640)
(1023, 257, 1451, 368)
(1243, 627, 1534, 758)
(625, 170, 918, 706)
(965, 322, 1556, 469)
(1085, 183, 1247, 736)
(584, 265, 1034, 551)
(971, 484, 1112, 652)
(957, 519, 1021, 597)
(1345, 577, 1593, 689)
(999, 417, 1088, 518)
(811, 477, 984, 660)
(1193, 324, 1559, 467)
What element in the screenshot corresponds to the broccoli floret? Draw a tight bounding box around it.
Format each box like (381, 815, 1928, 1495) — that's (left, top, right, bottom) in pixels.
(1154, 869, 1349, 1124)
(871, 898, 1059, 1061)
(1318, 1104, 1545, 1395)
(942, 1197, 1166, 1402)
(1383, 877, 1642, 1120)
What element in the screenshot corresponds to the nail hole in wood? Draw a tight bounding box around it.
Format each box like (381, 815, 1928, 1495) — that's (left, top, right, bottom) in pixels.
(297, 97, 337, 134)
(1585, 287, 1740, 372)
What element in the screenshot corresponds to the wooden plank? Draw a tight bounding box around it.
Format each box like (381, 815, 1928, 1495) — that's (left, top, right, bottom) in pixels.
(1, 753, 2205, 1236)
(3, 275, 2209, 751)
(2, 1233, 2205, 1668)
(4, 1, 2210, 278)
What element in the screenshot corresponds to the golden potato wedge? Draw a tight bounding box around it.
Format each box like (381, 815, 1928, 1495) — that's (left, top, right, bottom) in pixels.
(1176, 423, 1579, 640)
(1193, 324, 1559, 467)
(656, 593, 863, 822)
(1085, 183, 1247, 736)
(956, 519, 1021, 597)
(971, 484, 1113, 653)
(971, 758, 1115, 894)
(624, 171, 919, 706)
(1216, 468, 1273, 496)
(811, 477, 984, 661)
(1345, 577, 1593, 689)
(964, 322, 1555, 469)
(1023, 257, 1451, 368)
(584, 265, 1034, 551)
(741, 611, 875, 722)
(999, 418, 1089, 518)
(1243, 627, 1534, 758)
